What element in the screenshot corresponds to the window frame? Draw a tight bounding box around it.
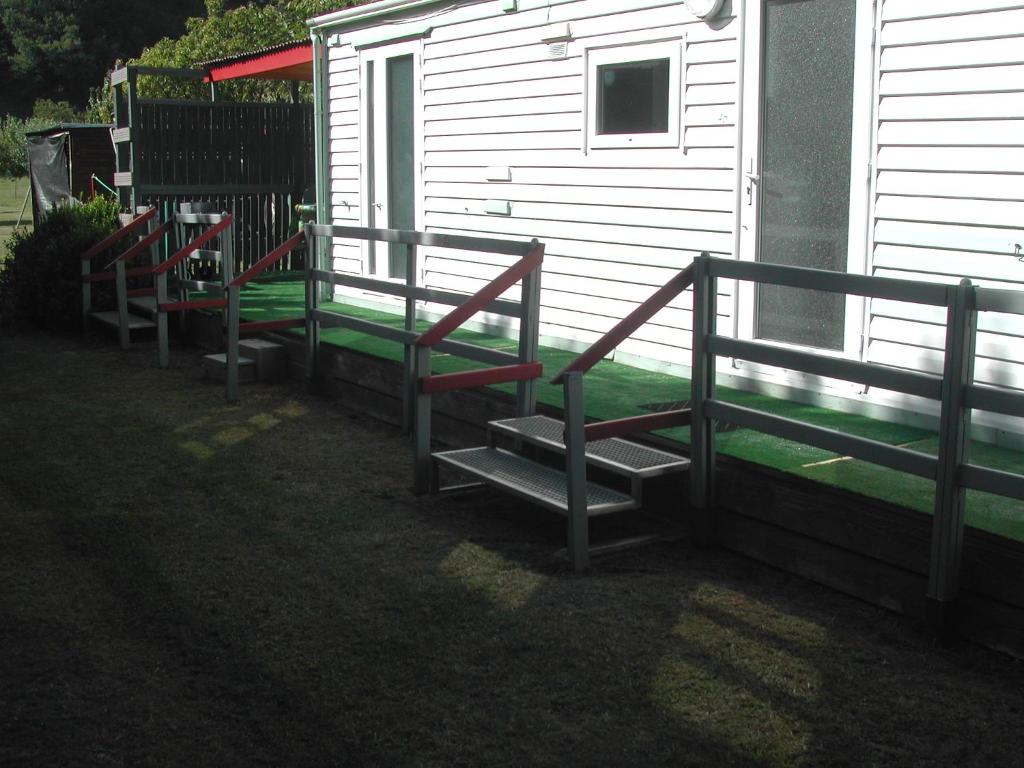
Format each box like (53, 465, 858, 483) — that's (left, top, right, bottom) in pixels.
(585, 40, 683, 151)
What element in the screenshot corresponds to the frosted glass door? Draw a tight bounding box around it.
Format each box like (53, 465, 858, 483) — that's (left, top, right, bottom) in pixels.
(754, 0, 856, 350)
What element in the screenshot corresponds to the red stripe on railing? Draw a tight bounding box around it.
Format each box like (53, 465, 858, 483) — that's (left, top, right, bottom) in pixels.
(110, 221, 172, 266)
(420, 362, 543, 394)
(582, 409, 691, 442)
(127, 288, 155, 298)
(239, 317, 305, 333)
(415, 243, 544, 348)
(153, 215, 233, 275)
(158, 298, 228, 313)
(232, 231, 305, 287)
(551, 263, 694, 384)
(81, 271, 116, 283)
(80, 207, 157, 260)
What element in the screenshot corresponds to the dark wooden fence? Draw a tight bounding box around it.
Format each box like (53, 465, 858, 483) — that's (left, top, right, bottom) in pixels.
(112, 67, 314, 271)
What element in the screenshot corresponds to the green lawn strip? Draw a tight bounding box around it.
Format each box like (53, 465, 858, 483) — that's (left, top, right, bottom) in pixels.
(239, 277, 1023, 540)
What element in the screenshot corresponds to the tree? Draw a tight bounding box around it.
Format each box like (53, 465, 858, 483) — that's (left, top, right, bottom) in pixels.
(0, 0, 206, 115)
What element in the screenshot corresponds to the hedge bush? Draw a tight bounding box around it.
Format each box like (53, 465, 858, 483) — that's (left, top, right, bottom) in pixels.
(0, 196, 120, 329)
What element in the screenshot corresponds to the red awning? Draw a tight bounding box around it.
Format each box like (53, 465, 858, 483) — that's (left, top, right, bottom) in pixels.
(202, 40, 313, 83)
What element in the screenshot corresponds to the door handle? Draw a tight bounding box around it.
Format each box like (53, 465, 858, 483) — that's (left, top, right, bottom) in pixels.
(745, 171, 760, 206)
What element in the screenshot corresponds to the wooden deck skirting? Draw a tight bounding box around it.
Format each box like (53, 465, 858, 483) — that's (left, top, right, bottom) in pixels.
(188, 313, 1024, 659)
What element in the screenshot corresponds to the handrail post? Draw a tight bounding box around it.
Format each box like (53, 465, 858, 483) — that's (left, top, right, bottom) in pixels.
(413, 344, 433, 495)
(927, 279, 976, 631)
(156, 270, 170, 368)
(146, 208, 161, 269)
(690, 252, 717, 545)
(304, 224, 320, 392)
(174, 212, 188, 333)
(563, 371, 589, 571)
(226, 285, 241, 403)
(115, 260, 129, 350)
(402, 242, 418, 435)
(517, 242, 543, 417)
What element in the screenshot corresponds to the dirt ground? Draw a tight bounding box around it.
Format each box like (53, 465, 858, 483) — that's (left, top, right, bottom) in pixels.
(1, 329, 1023, 768)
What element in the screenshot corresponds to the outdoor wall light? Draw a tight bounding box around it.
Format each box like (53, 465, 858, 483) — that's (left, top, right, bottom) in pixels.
(685, 0, 725, 20)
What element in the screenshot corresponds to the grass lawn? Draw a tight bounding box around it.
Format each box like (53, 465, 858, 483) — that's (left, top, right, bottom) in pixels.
(1, 328, 1023, 767)
(0, 176, 31, 255)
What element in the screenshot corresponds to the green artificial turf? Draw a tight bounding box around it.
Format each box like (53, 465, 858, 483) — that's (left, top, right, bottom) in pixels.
(238, 274, 1023, 541)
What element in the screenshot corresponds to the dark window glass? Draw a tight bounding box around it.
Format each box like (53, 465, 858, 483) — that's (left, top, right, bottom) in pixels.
(596, 58, 670, 135)
(386, 54, 415, 280)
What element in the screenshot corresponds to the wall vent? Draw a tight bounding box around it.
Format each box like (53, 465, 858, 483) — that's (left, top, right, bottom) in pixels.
(547, 42, 568, 59)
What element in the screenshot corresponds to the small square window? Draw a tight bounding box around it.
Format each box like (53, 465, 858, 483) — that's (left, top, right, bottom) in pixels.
(597, 58, 671, 135)
(587, 42, 681, 149)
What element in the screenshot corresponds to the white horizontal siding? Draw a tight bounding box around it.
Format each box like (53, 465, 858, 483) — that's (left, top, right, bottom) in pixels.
(871, 0, 1024, 392)
(413, 0, 739, 360)
(326, 42, 361, 276)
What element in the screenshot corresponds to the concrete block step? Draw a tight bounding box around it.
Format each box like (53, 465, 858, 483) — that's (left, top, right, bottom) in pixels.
(203, 353, 256, 384)
(432, 446, 637, 517)
(237, 339, 287, 382)
(488, 415, 689, 479)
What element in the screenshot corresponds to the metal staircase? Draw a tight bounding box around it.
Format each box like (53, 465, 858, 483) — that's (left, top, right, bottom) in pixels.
(422, 263, 700, 571)
(433, 415, 689, 514)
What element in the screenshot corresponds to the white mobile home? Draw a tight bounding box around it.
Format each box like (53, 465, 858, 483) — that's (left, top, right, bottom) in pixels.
(307, 0, 1024, 445)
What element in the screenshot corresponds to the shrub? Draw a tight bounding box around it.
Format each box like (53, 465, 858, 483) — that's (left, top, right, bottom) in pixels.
(0, 195, 120, 330)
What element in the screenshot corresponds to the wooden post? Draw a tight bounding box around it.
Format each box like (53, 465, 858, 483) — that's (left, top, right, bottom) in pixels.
(563, 371, 589, 572)
(689, 253, 717, 545)
(126, 69, 139, 210)
(927, 279, 976, 631)
(413, 345, 433, 495)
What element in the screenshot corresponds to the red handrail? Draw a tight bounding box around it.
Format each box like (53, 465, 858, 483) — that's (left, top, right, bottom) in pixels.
(415, 241, 544, 348)
(232, 230, 305, 287)
(80, 207, 157, 261)
(420, 362, 543, 394)
(551, 263, 694, 384)
(582, 409, 691, 442)
(152, 215, 234, 276)
(105, 221, 173, 268)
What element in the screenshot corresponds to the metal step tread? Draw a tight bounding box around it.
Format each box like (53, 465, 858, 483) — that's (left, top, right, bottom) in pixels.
(89, 310, 156, 331)
(432, 446, 637, 517)
(488, 415, 690, 479)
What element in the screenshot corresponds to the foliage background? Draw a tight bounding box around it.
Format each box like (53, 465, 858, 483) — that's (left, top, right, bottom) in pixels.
(0, 2, 361, 117)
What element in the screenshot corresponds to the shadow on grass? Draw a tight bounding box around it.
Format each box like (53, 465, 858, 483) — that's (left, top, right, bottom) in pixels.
(1, 330, 1023, 767)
